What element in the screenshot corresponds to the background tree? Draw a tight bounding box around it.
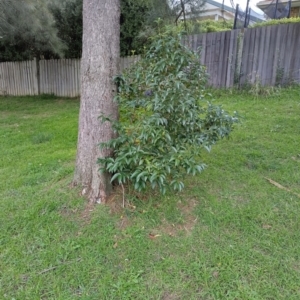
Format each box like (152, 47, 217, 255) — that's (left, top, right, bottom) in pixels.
(170, 0, 207, 27)
(144, 0, 174, 25)
(0, 0, 207, 61)
(73, 0, 120, 203)
(49, 0, 83, 59)
(120, 0, 151, 56)
(50, 0, 151, 57)
(138, 0, 207, 42)
(0, 0, 65, 61)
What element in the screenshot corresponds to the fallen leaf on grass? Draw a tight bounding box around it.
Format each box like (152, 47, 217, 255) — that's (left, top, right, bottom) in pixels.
(38, 258, 82, 275)
(262, 224, 272, 229)
(148, 233, 161, 239)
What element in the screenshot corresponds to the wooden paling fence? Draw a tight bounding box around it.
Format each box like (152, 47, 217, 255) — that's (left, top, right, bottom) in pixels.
(39, 59, 81, 97)
(0, 59, 39, 96)
(238, 23, 300, 86)
(182, 22, 300, 87)
(183, 29, 240, 87)
(0, 56, 140, 97)
(1, 23, 300, 96)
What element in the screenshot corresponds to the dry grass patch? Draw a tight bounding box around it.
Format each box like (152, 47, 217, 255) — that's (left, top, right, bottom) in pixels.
(154, 198, 198, 237)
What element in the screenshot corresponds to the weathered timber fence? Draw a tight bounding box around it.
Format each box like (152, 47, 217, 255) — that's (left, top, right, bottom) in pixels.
(0, 56, 140, 97)
(239, 23, 300, 86)
(1, 23, 300, 96)
(39, 59, 81, 97)
(0, 59, 39, 96)
(182, 22, 300, 87)
(183, 29, 240, 87)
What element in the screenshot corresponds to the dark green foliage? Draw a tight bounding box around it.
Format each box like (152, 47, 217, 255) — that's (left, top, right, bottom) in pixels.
(120, 0, 150, 56)
(0, 0, 153, 61)
(0, 0, 212, 61)
(99, 26, 239, 193)
(145, 0, 174, 25)
(49, 0, 83, 59)
(0, 42, 35, 62)
(49, 0, 154, 57)
(0, 42, 60, 62)
(50, 0, 153, 57)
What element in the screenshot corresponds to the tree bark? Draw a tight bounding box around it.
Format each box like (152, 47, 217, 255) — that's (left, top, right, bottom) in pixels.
(74, 0, 120, 204)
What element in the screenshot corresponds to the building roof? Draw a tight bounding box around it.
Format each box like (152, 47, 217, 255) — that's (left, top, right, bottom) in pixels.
(206, 0, 265, 22)
(257, 0, 300, 9)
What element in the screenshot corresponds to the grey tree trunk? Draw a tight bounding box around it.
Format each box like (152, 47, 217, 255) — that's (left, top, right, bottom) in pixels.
(74, 0, 120, 204)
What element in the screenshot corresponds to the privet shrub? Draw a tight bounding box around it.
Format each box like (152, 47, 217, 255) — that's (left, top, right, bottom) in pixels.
(99, 27, 239, 194)
(250, 17, 300, 28)
(196, 19, 233, 33)
(175, 19, 233, 35)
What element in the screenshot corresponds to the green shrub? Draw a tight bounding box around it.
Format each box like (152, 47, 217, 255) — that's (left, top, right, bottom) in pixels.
(250, 17, 300, 28)
(175, 19, 233, 35)
(197, 19, 233, 33)
(99, 26, 239, 194)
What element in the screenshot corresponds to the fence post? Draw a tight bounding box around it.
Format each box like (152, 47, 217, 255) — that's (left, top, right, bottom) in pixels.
(33, 57, 40, 95)
(233, 4, 239, 30)
(235, 30, 245, 86)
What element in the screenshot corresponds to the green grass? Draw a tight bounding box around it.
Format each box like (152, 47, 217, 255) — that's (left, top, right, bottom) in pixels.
(1, 87, 300, 299)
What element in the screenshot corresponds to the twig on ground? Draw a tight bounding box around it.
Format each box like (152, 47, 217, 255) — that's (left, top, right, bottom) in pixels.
(38, 258, 82, 275)
(264, 177, 300, 198)
(121, 183, 125, 208)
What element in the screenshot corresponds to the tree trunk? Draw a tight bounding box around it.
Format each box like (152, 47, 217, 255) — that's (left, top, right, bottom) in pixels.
(74, 0, 120, 204)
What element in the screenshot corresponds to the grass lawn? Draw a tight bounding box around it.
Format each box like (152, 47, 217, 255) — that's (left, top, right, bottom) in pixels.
(0, 87, 300, 299)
